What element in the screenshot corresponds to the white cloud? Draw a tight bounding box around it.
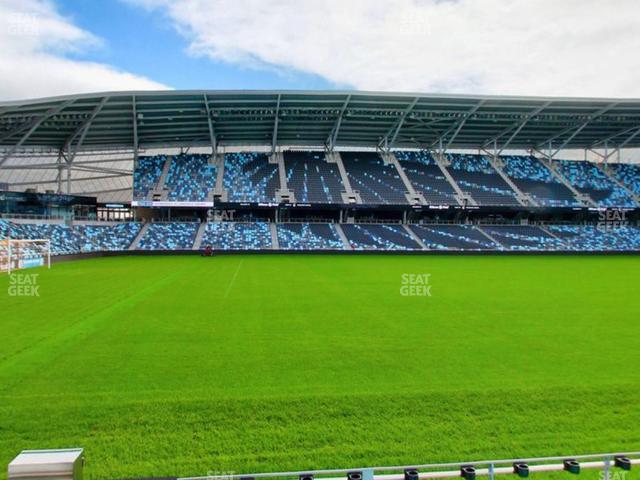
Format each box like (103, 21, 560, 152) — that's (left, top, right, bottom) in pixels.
(127, 0, 640, 97)
(0, 0, 169, 101)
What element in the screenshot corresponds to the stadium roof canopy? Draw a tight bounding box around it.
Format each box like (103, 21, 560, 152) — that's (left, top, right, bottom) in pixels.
(2, 90, 640, 157)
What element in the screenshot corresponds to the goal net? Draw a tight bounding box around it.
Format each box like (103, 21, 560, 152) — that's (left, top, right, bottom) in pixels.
(0, 239, 51, 274)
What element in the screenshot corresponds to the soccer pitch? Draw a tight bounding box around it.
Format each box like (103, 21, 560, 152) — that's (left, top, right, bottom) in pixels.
(1, 255, 639, 480)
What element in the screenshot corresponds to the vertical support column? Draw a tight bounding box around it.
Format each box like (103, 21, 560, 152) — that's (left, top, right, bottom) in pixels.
(132, 95, 139, 166)
(66, 163, 71, 194)
(56, 150, 63, 194)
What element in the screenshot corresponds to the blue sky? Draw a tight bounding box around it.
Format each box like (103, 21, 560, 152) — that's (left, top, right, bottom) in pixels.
(56, 0, 336, 91)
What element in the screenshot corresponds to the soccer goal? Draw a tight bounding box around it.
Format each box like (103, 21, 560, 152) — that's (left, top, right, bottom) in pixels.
(0, 239, 51, 274)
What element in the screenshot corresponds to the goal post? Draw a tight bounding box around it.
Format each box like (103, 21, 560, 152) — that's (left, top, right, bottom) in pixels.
(0, 239, 51, 274)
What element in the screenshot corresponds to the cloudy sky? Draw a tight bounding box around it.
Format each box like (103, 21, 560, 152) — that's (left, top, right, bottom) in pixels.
(1, 0, 639, 101)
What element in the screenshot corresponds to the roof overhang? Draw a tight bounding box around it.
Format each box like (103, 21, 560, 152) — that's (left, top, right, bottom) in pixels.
(1, 89, 640, 152)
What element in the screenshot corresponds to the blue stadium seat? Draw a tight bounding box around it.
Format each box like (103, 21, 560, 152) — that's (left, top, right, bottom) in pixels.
(133, 155, 167, 200)
(607, 163, 640, 198)
(284, 152, 345, 203)
(395, 151, 458, 205)
(75, 223, 143, 252)
(554, 159, 637, 207)
(410, 224, 499, 250)
(446, 153, 520, 206)
(480, 225, 566, 251)
(201, 222, 272, 250)
(138, 222, 198, 250)
(277, 223, 344, 250)
(548, 225, 640, 251)
(7, 222, 83, 255)
(340, 152, 408, 204)
(224, 152, 279, 202)
(501, 155, 581, 207)
(341, 224, 420, 250)
(164, 154, 216, 202)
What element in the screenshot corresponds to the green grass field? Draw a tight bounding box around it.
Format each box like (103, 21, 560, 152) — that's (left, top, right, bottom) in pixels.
(1, 255, 640, 480)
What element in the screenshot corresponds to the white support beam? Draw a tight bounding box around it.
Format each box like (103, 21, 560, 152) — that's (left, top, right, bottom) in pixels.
(535, 103, 617, 154)
(591, 125, 640, 148)
(64, 96, 110, 163)
(271, 94, 281, 154)
(431, 100, 485, 152)
(203, 93, 217, 155)
(132, 95, 139, 164)
(616, 126, 640, 149)
(327, 95, 351, 151)
(492, 102, 551, 156)
(70, 165, 133, 175)
(379, 97, 419, 150)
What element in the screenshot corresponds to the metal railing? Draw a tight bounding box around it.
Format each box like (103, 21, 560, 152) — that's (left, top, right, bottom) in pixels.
(182, 452, 639, 480)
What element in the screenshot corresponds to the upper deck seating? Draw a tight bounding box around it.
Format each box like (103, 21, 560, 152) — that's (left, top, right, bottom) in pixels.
(165, 154, 216, 202)
(607, 163, 640, 197)
(224, 152, 279, 202)
(395, 151, 458, 205)
(554, 159, 637, 207)
(445, 153, 520, 206)
(284, 151, 345, 203)
(501, 155, 580, 207)
(133, 155, 167, 200)
(340, 152, 408, 204)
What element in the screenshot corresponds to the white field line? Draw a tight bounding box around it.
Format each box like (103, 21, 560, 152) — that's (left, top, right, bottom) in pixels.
(223, 258, 244, 298)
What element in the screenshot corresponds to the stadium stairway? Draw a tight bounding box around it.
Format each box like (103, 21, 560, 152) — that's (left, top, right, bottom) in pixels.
(538, 224, 567, 246)
(129, 223, 149, 250)
(384, 152, 427, 205)
(537, 155, 594, 206)
(433, 152, 476, 206)
(596, 162, 640, 205)
(403, 224, 427, 249)
(270, 223, 279, 249)
(210, 153, 228, 202)
(273, 152, 295, 203)
(486, 154, 534, 206)
(475, 225, 504, 249)
(327, 151, 362, 204)
(154, 155, 173, 200)
(193, 222, 207, 250)
(334, 223, 353, 250)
